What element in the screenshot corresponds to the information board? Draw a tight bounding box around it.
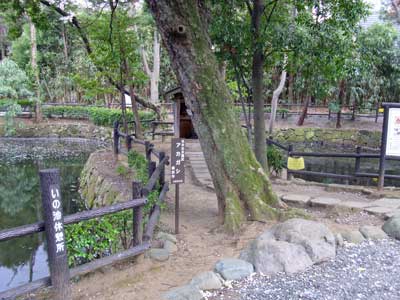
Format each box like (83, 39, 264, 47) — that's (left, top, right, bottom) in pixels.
(171, 138, 185, 184)
(386, 107, 400, 157)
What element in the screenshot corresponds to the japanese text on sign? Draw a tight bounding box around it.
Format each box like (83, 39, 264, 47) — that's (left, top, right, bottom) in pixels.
(171, 138, 185, 184)
(50, 185, 66, 255)
(386, 108, 400, 157)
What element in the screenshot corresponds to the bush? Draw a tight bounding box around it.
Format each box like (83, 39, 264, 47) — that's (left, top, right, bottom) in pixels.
(267, 145, 285, 175)
(65, 149, 161, 267)
(0, 99, 34, 110)
(41, 105, 156, 127)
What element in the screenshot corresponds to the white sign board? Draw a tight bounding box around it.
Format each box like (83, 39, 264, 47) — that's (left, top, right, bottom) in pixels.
(386, 107, 400, 157)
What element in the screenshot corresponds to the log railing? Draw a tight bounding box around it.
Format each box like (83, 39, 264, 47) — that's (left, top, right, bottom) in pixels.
(266, 137, 400, 186)
(0, 122, 170, 300)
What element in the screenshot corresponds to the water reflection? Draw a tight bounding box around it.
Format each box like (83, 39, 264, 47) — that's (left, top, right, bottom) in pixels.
(0, 138, 99, 293)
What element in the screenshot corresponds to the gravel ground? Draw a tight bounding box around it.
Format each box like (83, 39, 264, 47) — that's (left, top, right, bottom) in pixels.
(207, 239, 400, 300)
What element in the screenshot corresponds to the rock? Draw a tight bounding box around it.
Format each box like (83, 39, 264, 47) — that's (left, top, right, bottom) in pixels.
(310, 197, 342, 208)
(163, 285, 203, 300)
(337, 201, 370, 211)
(240, 219, 336, 276)
(359, 226, 388, 240)
(364, 206, 394, 217)
(190, 271, 223, 290)
(281, 194, 312, 208)
(269, 218, 336, 263)
(240, 239, 313, 275)
(340, 230, 365, 244)
(156, 232, 177, 244)
(383, 216, 400, 239)
(335, 233, 344, 247)
(369, 198, 400, 209)
(149, 248, 169, 262)
(214, 258, 254, 281)
(164, 240, 178, 254)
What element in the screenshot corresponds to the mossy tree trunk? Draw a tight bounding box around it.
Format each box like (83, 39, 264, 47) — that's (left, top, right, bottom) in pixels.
(146, 0, 284, 232)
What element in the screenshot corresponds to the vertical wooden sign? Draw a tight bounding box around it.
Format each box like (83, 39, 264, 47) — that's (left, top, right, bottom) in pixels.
(171, 138, 185, 233)
(39, 169, 71, 300)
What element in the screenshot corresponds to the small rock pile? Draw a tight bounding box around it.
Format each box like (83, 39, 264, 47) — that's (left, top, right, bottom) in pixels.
(148, 232, 178, 262)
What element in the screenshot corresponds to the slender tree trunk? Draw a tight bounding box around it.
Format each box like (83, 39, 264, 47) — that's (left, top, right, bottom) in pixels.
(251, 0, 267, 170)
(61, 24, 70, 102)
(141, 30, 161, 104)
(129, 86, 143, 139)
(147, 0, 284, 232)
(29, 20, 42, 122)
(268, 61, 287, 134)
(297, 94, 310, 126)
(336, 79, 346, 129)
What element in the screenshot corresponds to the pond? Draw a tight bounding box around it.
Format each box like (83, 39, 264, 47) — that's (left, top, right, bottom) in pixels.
(0, 138, 103, 293)
(287, 142, 400, 187)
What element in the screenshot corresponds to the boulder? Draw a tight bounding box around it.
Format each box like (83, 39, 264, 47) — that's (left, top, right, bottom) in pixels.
(156, 232, 177, 244)
(359, 226, 388, 240)
(240, 219, 336, 276)
(383, 216, 400, 239)
(190, 271, 223, 290)
(214, 258, 254, 281)
(164, 240, 178, 254)
(240, 239, 313, 275)
(149, 248, 169, 262)
(269, 218, 336, 263)
(340, 230, 365, 244)
(163, 285, 203, 300)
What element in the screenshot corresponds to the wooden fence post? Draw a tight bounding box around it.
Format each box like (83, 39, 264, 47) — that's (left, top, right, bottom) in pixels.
(39, 169, 71, 300)
(287, 145, 293, 181)
(354, 146, 361, 174)
(159, 152, 166, 189)
(132, 181, 143, 246)
(127, 135, 132, 152)
(113, 121, 120, 156)
(149, 161, 156, 179)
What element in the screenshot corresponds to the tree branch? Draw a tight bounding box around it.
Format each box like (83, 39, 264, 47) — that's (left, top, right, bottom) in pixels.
(39, 0, 160, 117)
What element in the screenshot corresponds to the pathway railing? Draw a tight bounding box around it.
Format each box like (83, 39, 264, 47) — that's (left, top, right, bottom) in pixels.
(0, 122, 170, 300)
(266, 137, 400, 186)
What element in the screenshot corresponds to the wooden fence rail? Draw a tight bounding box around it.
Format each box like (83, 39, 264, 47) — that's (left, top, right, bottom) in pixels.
(1, 123, 170, 300)
(266, 137, 400, 185)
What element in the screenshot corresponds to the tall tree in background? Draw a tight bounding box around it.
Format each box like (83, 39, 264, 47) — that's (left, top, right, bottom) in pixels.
(28, 18, 42, 122)
(141, 30, 160, 104)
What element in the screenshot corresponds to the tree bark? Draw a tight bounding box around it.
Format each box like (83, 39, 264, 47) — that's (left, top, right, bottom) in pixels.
(146, 0, 283, 232)
(336, 79, 346, 129)
(140, 30, 160, 104)
(29, 19, 42, 122)
(251, 0, 267, 170)
(268, 61, 287, 134)
(297, 95, 310, 126)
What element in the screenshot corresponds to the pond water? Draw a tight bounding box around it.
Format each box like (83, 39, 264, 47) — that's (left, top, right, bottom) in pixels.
(0, 138, 103, 293)
(288, 142, 400, 187)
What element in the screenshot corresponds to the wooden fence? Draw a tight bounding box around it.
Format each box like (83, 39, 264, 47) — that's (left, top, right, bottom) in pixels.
(0, 123, 170, 300)
(266, 137, 400, 186)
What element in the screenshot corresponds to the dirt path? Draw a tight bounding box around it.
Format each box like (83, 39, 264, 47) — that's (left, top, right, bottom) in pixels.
(68, 167, 270, 300)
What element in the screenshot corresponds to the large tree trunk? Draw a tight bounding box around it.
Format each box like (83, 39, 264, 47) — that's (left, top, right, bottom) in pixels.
(29, 20, 42, 122)
(251, 0, 267, 170)
(146, 0, 283, 232)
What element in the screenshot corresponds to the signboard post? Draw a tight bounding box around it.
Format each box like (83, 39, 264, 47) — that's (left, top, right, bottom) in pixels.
(378, 103, 400, 190)
(39, 169, 71, 300)
(171, 138, 185, 234)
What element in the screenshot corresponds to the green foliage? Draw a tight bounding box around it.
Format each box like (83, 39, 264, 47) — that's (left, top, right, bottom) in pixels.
(115, 164, 130, 178)
(0, 59, 33, 99)
(267, 145, 285, 175)
(4, 103, 22, 136)
(42, 106, 155, 127)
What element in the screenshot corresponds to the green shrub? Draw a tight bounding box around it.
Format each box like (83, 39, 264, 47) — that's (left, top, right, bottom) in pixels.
(0, 99, 34, 109)
(267, 145, 285, 175)
(66, 149, 161, 267)
(41, 105, 155, 128)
